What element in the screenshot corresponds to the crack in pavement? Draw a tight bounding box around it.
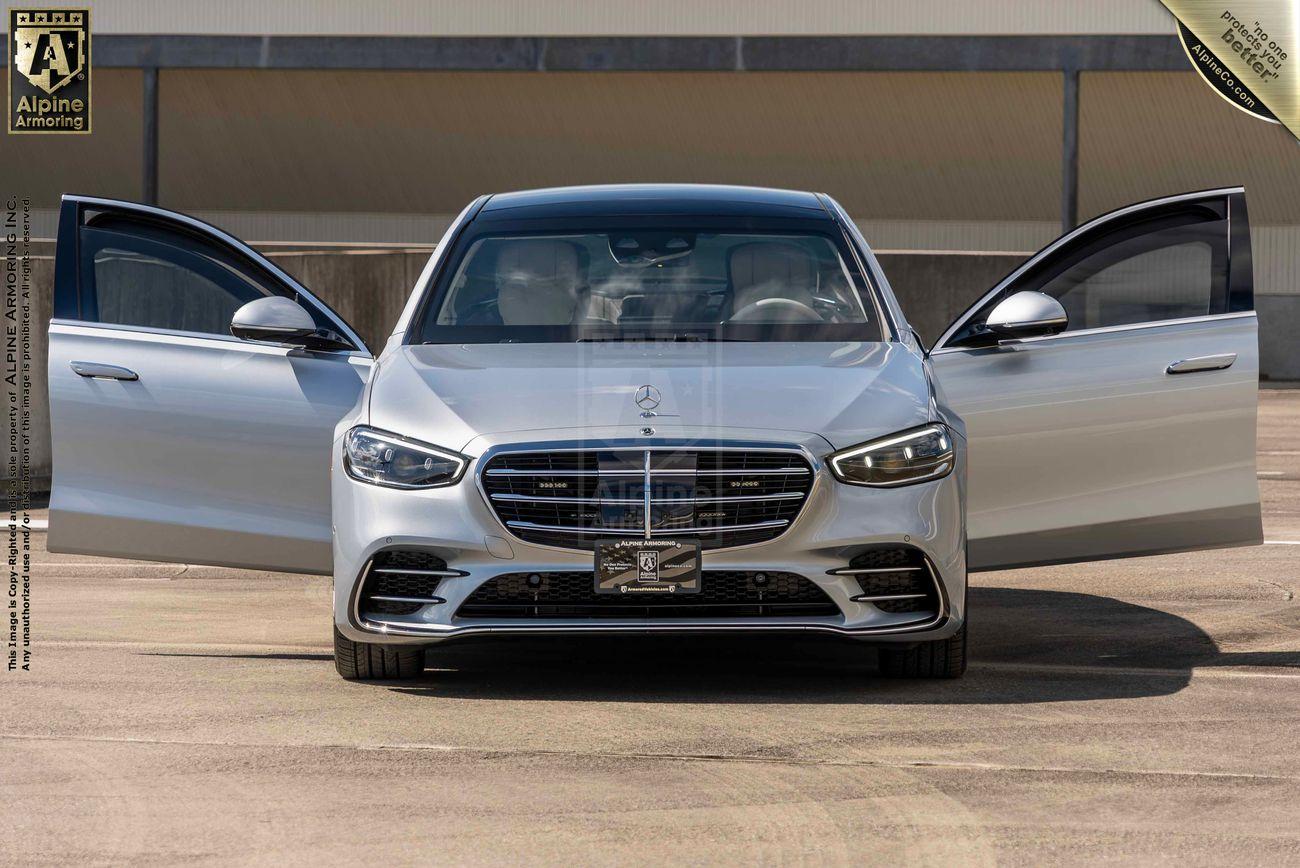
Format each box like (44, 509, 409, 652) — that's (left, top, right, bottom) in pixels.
(1, 731, 1294, 783)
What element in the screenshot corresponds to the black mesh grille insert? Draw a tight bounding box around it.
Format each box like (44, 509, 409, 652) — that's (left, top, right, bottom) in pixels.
(845, 548, 941, 614)
(457, 571, 839, 619)
(481, 448, 812, 551)
(359, 550, 450, 617)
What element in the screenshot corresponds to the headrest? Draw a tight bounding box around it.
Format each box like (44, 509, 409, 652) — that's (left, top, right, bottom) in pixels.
(729, 242, 816, 297)
(496, 239, 582, 325)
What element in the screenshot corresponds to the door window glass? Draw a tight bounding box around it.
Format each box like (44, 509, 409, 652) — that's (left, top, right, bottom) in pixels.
(944, 207, 1230, 347)
(1033, 224, 1222, 331)
(89, 242, 267, 335)
(81, 225, 271, 336)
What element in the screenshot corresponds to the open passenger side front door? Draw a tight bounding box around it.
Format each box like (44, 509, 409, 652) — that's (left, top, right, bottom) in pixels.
(929, 188, 1261, 571)
(47, 196, 372, 574)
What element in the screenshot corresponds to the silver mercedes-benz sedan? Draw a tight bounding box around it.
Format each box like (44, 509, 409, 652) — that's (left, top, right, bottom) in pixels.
(47, 184, 1261, 681)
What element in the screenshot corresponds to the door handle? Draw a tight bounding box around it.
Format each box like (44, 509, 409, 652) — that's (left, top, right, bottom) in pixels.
(70, 361, 139, 381)
(1165, 353, 1237, 375)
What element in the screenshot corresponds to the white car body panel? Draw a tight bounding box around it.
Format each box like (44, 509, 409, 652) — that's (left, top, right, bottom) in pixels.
(48, 322, 369, 573)
(369, 341, 932, 452)
(932, 312, 1260, 569)
(929, 186, 1261, 569)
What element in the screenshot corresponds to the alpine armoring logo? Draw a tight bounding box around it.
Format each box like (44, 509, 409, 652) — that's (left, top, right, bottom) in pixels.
(1177, 21, 1279, 125)
(8, 8, 91, 134)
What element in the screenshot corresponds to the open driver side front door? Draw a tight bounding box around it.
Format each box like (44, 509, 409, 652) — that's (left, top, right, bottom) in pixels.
(929, 188, 1261, 571)
(47, 196, 372, 574)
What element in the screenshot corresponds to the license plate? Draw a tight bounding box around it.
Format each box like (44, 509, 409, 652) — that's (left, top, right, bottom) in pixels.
(595, 539, 701, 595)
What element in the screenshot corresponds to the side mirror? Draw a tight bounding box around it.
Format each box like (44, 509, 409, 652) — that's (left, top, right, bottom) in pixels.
(982, 291, 1068, 341)
(230, 297, 318, 345)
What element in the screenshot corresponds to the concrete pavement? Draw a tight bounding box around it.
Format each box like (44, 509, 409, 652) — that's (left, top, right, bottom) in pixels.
(3, 392, 1299, 866)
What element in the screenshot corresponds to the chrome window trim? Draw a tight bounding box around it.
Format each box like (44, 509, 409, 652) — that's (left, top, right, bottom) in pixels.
(931, 186, 1246, 352)
(928, 309, 1256, 356)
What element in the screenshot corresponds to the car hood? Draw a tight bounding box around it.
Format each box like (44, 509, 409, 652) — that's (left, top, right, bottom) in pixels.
(367, 342, 932, 453)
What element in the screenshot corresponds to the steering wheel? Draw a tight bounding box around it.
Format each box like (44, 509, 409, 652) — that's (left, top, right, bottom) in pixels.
(729, 297, 823, 323)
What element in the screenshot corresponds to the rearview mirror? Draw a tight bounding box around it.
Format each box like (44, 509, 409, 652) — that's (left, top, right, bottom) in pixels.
(230, 296, 318, 344)
(982, 291, 1068, 341)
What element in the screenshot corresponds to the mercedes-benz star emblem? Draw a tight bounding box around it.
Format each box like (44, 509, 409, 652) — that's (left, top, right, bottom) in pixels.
(634, 385, 661, 410)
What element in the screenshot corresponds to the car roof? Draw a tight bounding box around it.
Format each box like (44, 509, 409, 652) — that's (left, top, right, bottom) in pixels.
(476, 184, 830, 221)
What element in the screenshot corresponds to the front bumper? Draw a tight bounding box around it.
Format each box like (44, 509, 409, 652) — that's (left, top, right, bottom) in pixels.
(332, 427, 966, 645)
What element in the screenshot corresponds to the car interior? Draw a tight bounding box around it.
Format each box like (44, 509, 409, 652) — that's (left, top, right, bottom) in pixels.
(437, 232, 869, 328)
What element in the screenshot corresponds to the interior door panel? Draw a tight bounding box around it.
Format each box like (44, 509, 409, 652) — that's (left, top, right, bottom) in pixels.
(931, 188, 1261, 570)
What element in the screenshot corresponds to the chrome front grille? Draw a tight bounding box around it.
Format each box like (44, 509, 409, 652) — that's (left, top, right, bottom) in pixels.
(481, 447, 813, 550)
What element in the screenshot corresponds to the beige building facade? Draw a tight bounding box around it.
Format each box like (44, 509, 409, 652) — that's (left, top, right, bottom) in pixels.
(3, 0, 1297, 376)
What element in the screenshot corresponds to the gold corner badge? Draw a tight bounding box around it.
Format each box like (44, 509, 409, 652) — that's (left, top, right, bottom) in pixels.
(1162, 1, 1297, 140)
(8, 8, 91, 134)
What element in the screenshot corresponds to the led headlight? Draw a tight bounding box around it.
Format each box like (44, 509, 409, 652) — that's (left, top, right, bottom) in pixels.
(828, 424, 954, 487)
(343, 426, 468, 489)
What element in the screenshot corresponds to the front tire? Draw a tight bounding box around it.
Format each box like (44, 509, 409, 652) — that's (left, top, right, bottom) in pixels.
(333, 626, 426, 680)
(878, 622, 967, 679)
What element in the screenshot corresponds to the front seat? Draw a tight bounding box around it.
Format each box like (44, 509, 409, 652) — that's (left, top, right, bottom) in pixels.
(727, 241, 822, 322)
(496, 239, 583, 325)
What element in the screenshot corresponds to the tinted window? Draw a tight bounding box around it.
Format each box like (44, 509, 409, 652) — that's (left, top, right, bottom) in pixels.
(81, 225, 271, 336)
(946, 205, 1230, 346)
(1034, 225, 1222, 332)
(75, 215, 361, 348)
(414, 221, 884, 344)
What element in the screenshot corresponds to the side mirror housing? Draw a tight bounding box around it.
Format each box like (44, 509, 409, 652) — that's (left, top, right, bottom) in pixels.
(231, 296, 319, 345)
(981, 290, 1068, 341)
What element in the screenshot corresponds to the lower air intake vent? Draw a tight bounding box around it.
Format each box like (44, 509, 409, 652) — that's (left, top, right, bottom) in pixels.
(830, 548, 942, 615)
(358, 550, 463, 617)
(456, 571, 839, 619)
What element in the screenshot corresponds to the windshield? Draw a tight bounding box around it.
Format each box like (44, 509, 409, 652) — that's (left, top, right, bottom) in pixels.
(413, 224, 885, 343)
